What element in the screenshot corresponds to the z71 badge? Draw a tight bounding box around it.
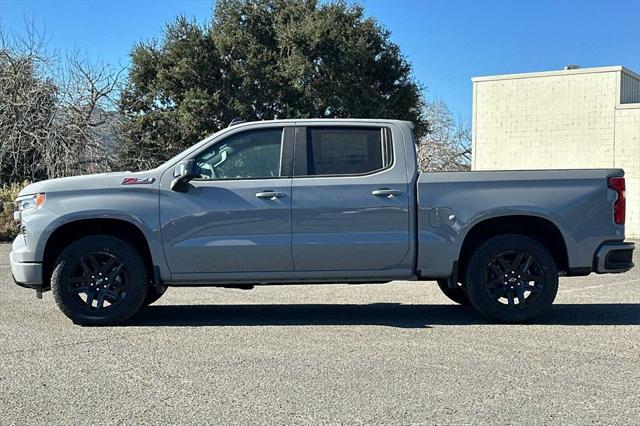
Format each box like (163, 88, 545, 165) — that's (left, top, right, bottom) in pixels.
(121, 177, 156, 185)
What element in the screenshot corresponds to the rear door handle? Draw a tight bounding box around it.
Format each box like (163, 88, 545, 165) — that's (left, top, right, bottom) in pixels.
(372, 188, 402, 198)
(255, 191, 286, 200)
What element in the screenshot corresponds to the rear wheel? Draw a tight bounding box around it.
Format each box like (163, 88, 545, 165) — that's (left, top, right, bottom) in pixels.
(436, 279, 470, 306)
(464, 234, 558, 323)
(51, 235, 148, 326)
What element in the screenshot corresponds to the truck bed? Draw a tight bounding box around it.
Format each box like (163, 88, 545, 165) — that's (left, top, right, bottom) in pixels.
(415, 169, 625, 278)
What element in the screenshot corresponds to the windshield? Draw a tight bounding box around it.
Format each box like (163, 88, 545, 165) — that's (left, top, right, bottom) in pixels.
(158, 129, 224, 170)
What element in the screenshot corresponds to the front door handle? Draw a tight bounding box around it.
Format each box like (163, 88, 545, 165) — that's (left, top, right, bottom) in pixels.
(255, 191, 286, 200)
(372, 188, 403, 198)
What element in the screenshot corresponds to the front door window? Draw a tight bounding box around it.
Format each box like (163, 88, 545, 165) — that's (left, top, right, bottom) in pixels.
(195, 128, 283, 180)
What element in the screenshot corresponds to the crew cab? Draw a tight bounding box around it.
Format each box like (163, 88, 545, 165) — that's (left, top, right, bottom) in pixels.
(10, 119, 635, 325)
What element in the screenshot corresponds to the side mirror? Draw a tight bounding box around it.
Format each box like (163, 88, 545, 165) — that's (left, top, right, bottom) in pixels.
(170, 160, 197, 191)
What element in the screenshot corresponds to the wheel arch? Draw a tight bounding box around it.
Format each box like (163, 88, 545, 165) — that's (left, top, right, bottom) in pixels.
(42, 218, 156, 289)
(457, 214, 569, 280)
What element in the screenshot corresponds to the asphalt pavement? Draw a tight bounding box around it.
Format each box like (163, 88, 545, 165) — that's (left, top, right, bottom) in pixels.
(0, 242, 638, 424)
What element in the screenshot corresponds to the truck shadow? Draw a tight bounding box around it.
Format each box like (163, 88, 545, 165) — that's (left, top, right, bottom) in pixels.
(129, 303, 640, 328)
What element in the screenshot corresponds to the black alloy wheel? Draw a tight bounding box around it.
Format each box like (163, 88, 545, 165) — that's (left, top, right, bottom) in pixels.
(464, 234, 558, 322)
(66, 252, 130, 312)
(484, 250, 544, 308)
(51, 235, 148, 325)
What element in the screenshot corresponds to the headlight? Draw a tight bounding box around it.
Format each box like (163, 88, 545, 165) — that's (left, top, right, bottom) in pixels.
(17, 193, 46, 211)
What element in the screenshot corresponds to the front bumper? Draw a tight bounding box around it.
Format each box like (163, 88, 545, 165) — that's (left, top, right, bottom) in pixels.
(9, 250, 43, 288)
(9, 234, 43, 289)
(594, 241, 635, 273)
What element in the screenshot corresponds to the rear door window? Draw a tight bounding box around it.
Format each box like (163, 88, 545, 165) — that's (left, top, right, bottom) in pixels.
(302, 127, 392, 176)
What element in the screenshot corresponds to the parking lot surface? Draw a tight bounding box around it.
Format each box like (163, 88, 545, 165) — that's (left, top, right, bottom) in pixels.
(0, 243, 638, 424)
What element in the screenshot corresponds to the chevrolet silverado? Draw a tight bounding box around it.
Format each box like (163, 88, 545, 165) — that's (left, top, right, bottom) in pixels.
(10, 119, 635, 325)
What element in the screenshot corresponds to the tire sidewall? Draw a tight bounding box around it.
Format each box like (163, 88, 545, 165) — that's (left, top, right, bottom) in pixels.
(51, 236, 148, 325)
(465, 234, 558, 322)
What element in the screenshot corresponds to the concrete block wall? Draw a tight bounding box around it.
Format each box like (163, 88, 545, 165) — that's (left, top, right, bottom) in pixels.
(472, 66, 640, 238)
(614, 106, 640, 237)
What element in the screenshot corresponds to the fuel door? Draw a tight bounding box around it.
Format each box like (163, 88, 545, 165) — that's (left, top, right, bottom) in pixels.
(429, 207, 456, 228)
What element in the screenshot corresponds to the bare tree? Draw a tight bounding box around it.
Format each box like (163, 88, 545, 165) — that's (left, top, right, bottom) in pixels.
(417, 99, 472, 172)
(0, 24, 123, 186)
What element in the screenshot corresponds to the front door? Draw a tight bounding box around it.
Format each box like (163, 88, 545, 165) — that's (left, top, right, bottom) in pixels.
(160, 126, 294, 276)
(291, 124, 411, 272)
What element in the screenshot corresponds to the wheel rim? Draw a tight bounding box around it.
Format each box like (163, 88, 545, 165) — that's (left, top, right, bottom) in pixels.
(66, 251, 129, 312)
(484, 250, 544, 309)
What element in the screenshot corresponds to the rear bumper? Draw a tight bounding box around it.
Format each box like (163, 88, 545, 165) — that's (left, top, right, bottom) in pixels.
(9, 248, 43, 289)
(594, 241, 635, 274)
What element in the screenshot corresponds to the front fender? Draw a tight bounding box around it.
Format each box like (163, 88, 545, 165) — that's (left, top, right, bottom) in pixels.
(24, 187, 169, 281)
(35, 210, 157, 257)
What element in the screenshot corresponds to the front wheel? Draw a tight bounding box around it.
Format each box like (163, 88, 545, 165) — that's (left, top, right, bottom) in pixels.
(464, 234, 558, 323)
(51, 236, 148, 326)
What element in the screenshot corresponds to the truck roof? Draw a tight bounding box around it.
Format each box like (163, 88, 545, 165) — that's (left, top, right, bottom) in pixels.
(228, 118, 415, 129)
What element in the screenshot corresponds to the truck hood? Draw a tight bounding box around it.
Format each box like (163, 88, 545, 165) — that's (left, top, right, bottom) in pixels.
(18, 170, 162, 197)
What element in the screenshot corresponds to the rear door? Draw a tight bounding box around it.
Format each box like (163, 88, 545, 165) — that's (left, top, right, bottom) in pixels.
(291, 123, 411, 272)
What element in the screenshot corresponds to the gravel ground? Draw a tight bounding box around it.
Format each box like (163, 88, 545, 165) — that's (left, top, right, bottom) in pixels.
(0, 242, 638, 424)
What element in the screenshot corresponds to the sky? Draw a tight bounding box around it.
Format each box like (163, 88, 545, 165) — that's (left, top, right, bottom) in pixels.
(1, 0, 639, 122)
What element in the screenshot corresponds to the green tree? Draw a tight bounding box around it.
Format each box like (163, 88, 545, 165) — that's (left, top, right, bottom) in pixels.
(117, 0, 426, 170)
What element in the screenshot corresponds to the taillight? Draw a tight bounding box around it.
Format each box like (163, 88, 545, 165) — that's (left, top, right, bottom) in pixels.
(608, 177, 625, 225)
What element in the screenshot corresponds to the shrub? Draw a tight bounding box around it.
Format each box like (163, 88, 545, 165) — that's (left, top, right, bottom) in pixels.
(0, 182, 26, 241)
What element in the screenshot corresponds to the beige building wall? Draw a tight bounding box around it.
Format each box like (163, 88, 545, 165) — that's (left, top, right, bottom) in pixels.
(472, 66, 640, 238)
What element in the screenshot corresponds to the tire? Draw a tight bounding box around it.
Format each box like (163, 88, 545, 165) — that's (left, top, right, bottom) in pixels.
(464, 234, 558, 323)
(51, 235, 148, 326)
(436, 279, 470, 306)
(144, 285, 167, 306)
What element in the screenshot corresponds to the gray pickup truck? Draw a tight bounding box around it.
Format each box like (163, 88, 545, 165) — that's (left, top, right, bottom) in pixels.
(10, 119, 635, 325)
